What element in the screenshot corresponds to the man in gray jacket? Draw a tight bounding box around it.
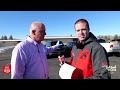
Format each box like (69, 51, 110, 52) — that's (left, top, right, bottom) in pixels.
(58, 19, 111, 79)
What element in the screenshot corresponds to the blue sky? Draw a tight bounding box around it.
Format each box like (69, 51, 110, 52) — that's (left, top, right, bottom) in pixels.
(0, 11, 120, 40)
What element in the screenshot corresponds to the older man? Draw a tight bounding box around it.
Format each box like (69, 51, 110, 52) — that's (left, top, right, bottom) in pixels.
(11, 22, 59, 79)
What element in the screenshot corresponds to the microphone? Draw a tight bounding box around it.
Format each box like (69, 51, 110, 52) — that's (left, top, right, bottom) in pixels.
(58, 52, 65, 66)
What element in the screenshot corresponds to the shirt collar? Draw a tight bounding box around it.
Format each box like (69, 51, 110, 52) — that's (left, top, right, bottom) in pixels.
(26, 36, 40, 46)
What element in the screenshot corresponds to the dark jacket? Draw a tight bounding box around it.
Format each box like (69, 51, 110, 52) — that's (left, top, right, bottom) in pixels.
(67, 32, 111, 79)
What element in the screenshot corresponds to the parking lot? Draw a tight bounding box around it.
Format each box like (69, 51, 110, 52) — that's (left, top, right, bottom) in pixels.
(0, 48, 120, 79)
(48, 55, 120, 79)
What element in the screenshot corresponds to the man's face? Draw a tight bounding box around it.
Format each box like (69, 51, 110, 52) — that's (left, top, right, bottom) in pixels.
(75, 22, 89, 43)
(34, 25, 46, 43)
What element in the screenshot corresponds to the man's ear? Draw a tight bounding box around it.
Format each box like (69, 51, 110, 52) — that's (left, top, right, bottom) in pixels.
(32, 30, 36, 35)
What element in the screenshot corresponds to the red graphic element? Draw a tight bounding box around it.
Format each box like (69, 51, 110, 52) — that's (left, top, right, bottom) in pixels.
(2, 64, 11, 74)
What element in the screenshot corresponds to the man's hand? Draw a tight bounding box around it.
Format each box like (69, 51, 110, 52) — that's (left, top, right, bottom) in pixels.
(58, 55, 65, 62)
(58, 55, 65, 66)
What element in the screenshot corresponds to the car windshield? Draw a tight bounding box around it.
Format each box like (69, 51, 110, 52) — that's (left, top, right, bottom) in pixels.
(46, 41, 57, 47)
(66, 42, 75, 48)
(46, 41, 63, 47)
(51, 41, 57, 46)
(97, 39, 106, 43)
(111, 39, 120, 43)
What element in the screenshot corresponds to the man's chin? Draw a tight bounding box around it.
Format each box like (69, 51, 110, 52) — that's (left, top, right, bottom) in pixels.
(78, 38, 85, 41)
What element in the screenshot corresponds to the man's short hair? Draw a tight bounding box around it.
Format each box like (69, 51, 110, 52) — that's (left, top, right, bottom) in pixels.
(74, 19, 90, 30)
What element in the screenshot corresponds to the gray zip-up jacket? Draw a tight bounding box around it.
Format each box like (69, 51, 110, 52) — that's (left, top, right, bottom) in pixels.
(67, 32, 111, 79)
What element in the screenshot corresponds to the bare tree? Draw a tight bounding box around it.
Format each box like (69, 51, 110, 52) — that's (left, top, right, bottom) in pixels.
(118, 35, 120, 39)
(97, 35, 101, 39)
(104, 35, 108, 42)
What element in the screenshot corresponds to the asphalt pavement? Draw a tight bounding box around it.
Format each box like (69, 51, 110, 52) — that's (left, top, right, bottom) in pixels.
(0, 54, 120, 79)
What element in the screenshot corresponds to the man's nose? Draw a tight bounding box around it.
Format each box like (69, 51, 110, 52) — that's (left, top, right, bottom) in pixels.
(79, 30, 83, 34)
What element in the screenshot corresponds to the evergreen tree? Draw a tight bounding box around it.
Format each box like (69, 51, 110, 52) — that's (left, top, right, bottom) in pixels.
(3, 36, 7, 40)
(9, 35, 13, 40)
(1, 36, 4, 40)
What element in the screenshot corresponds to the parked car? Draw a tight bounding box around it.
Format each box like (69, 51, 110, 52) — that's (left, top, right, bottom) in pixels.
(110, 39, 120, 44)
(97, 39, 120, 56)
(64, 41, 76, 57)
(46, 40, 65, 58)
